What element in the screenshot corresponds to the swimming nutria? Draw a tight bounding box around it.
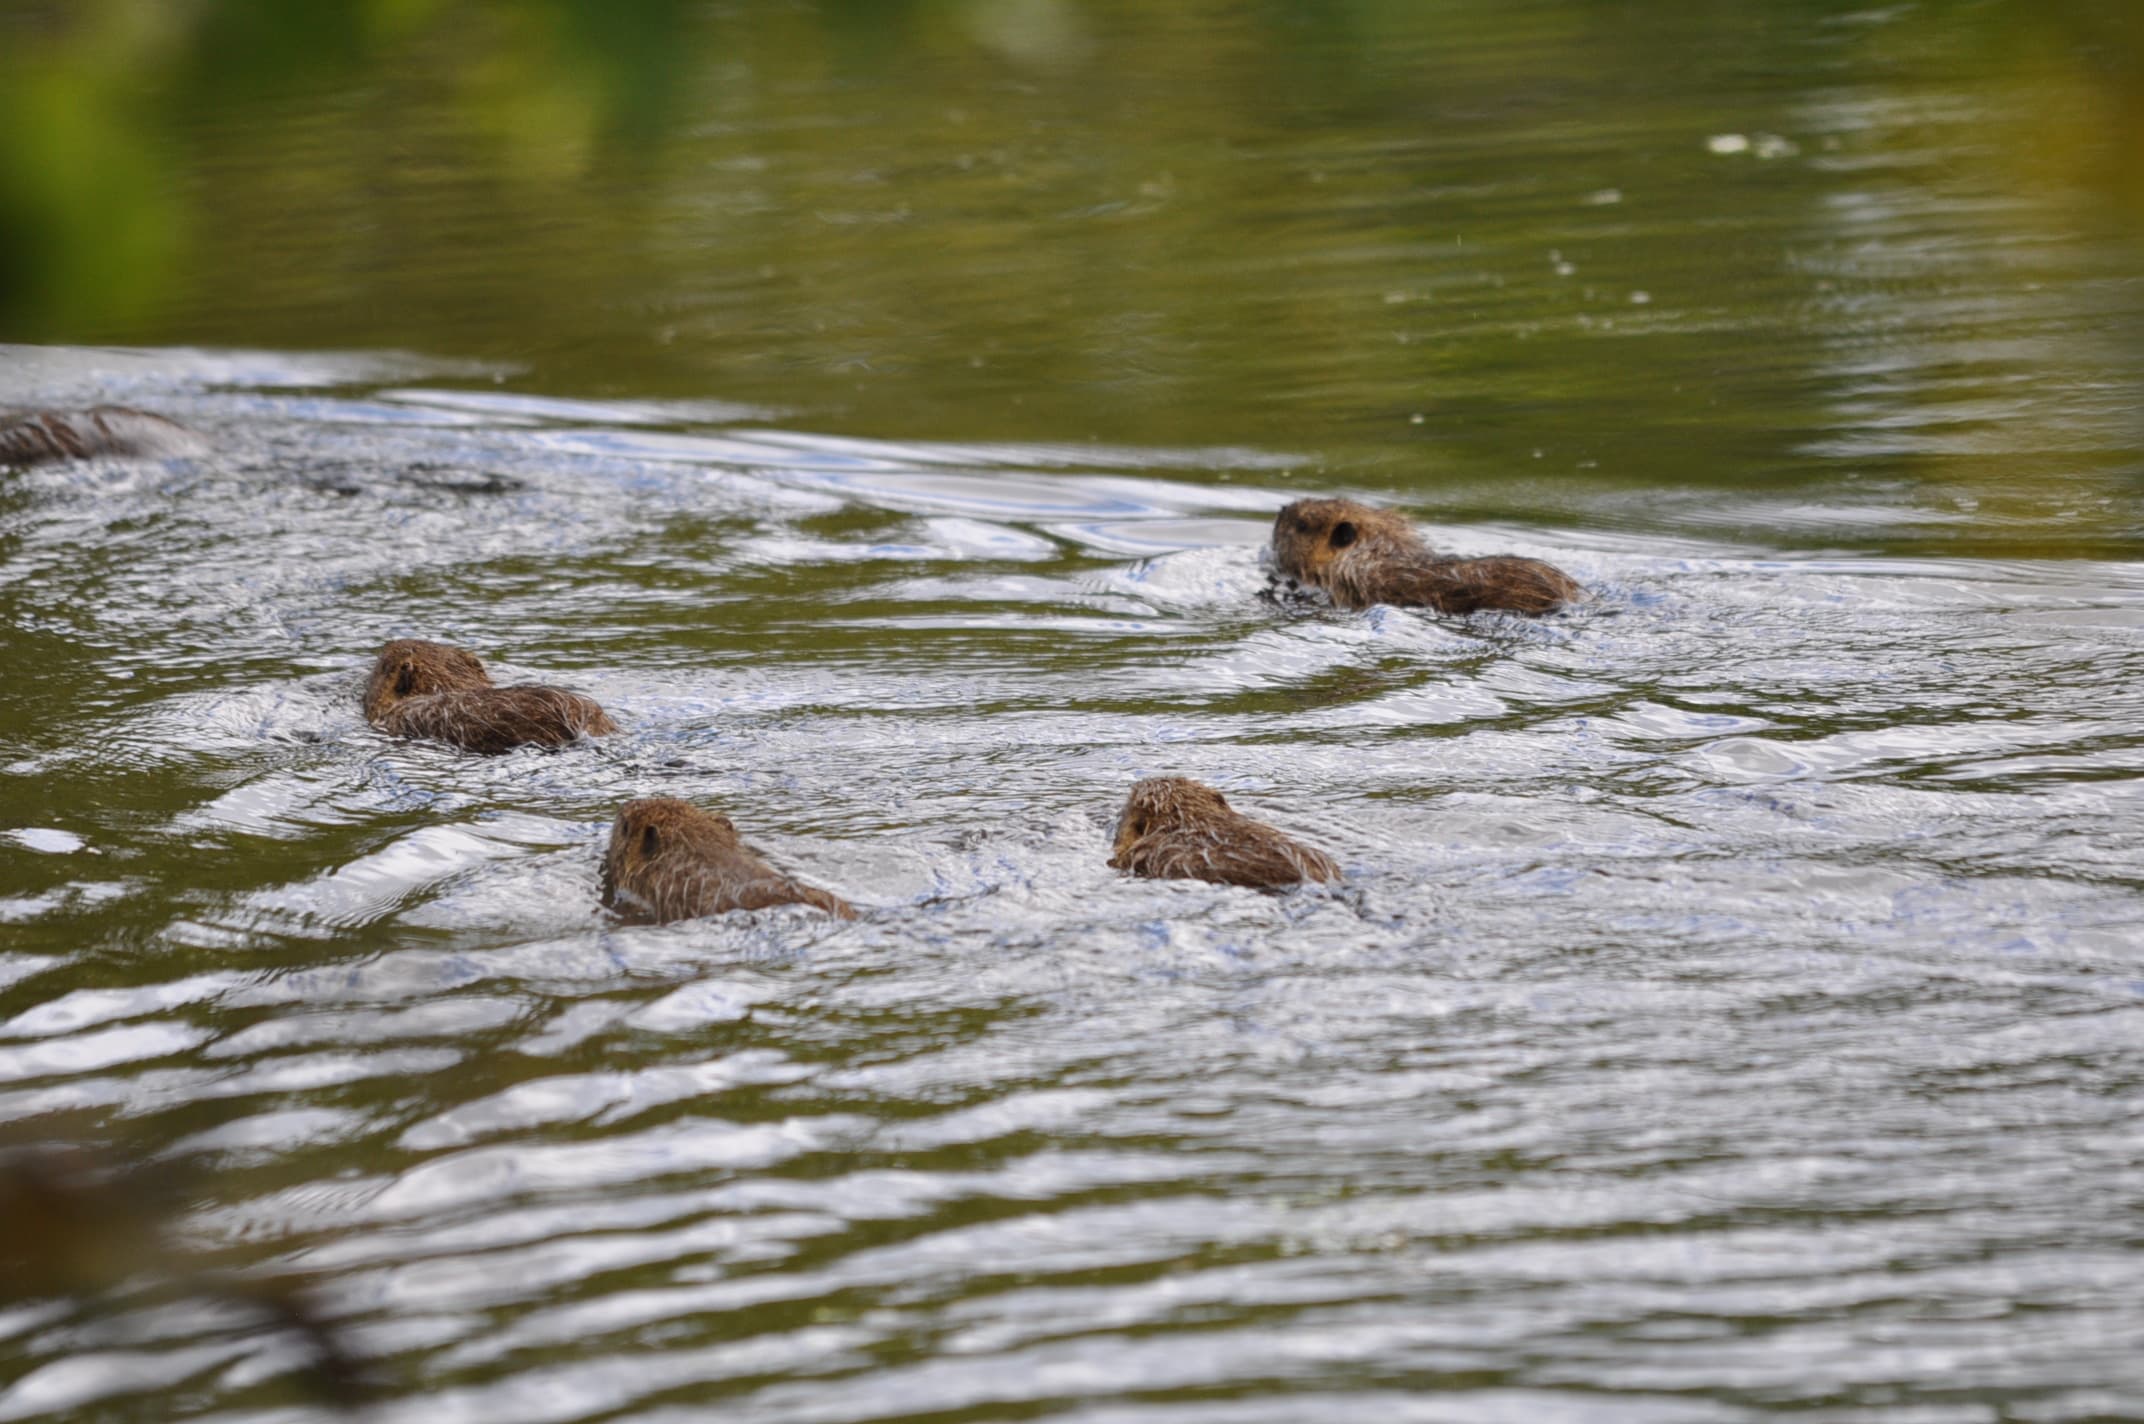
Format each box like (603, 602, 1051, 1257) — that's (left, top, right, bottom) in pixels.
(1109, 776, 1341, 889)
(601, 796, 856, 922)
(363, 638, 616, 754)
(0, 407, 208, 466)
(1270, 497, 1580, 614)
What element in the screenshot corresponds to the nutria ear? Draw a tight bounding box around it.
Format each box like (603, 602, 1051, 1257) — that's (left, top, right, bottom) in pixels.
(641, 825, 660, 858)
(393, 662, 417, 697)
(1330, 521, 1358, 549)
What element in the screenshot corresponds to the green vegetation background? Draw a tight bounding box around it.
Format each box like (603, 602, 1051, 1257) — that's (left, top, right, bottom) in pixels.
(4, 0, 2142, 516)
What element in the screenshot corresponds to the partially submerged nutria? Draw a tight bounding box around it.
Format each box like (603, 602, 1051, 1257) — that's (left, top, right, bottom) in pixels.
(0, 407, 208, 467)
(363, 638, 616, 754)
(601, 796, 856, 922)
(1109, 776, 1341, 889)
(1270, 497, 1580, 614)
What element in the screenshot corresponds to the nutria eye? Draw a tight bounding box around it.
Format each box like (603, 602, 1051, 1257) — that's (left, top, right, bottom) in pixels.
(641, 825, 660, 857)
(1294, 517, 1312, 534)
(1330, 521, 1358, 549)
(394, 664, 417, 697)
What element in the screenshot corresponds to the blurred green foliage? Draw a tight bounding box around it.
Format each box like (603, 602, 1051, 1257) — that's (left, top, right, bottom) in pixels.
(1, 0, 692, 334)
(3, 0, 2142, 503)
(9, 0, 2138, 346)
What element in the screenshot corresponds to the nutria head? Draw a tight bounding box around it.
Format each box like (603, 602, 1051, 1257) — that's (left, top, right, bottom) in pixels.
(363, 639, 491, 723)
(1111, 776, 1233, 860)
(608, 797, 741, 873)
(603, 796, 855, 922)
(1109, 775, 1342, 887)
(603, 797, 736, 918)
(1270, 498, 1420, 589)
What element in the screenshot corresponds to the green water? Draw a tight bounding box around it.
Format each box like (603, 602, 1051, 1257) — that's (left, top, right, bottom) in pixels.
(12, 1, 2144, 547)
(5, 3, 2144, 1420)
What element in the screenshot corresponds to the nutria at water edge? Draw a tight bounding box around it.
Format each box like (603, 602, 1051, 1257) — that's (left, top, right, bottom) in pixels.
(1270, 497, 1581, 615)
(363, 638, 616, 754)
(601, 796, 857, 923)
(1108, 776, 1342, 889)
(0, 408, 209, 467)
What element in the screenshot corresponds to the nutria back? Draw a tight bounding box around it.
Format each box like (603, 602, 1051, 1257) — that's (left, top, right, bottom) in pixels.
(602, 796, 855, 922)
(0, 408, 208, 467)
(363, 638, 616, 754)
(1108, 776, 1341, 889)
(377, 685, 616, 755)
(1271, 497, 1580, 614)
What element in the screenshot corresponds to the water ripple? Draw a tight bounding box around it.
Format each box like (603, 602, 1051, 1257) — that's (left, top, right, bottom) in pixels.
(1, 345, 2141, 1423)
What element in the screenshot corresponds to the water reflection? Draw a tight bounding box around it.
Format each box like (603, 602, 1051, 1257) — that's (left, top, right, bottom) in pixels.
(8, 3, 2144, 532)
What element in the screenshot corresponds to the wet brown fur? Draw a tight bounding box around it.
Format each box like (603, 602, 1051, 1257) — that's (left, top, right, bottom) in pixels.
(1109, 776, 1341, 889)
(0, 407, 208, 466)
(364, 638, 616, 754)
(1270, 497, 1580, 615)
(602, 796, 856, 923)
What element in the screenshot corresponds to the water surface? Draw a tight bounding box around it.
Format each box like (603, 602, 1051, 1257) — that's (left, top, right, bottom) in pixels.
(5, 2, 2144, 1420)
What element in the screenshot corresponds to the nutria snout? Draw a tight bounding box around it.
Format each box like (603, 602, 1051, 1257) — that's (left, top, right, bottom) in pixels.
(363, 638, 616, 754)
(1270, 497, 1580, 614)
(0, 408, 208, 467)
(1109, 776, 1341, 889)
(601, 796, 856, 923)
